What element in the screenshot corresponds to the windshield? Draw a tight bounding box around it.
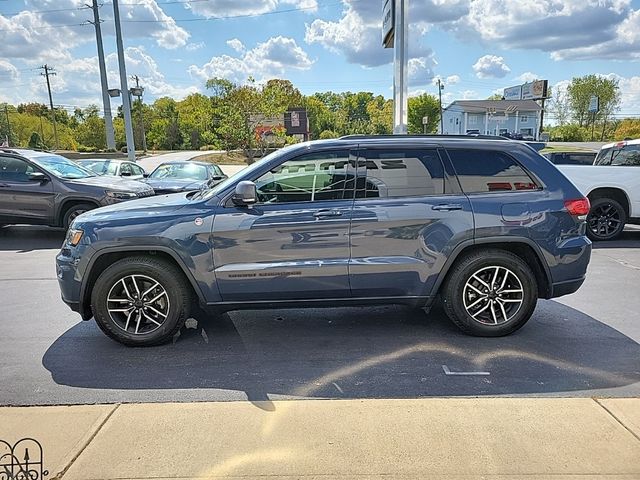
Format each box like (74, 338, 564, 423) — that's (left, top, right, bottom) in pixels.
(78, 160, 116, 175)
(150, 163, 208, 180)
(31, 155, 96, 179)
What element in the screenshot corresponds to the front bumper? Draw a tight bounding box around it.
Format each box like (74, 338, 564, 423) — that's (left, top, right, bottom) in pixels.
(56, 248, 92, 319)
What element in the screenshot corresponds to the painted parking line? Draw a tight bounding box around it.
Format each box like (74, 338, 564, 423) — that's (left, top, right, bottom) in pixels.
(442, 365, 490, 376)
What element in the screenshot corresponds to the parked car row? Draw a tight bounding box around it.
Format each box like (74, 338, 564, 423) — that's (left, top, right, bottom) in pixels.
(0, 149, 227, 230)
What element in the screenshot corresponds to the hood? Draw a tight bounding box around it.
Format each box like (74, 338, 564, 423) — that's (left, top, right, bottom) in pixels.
(74, 191, 194, 224)
(143, 178, 205, 192)
(68, 176, 152, 192)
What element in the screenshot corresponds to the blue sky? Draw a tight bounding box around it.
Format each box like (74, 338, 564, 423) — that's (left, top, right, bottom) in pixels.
(1, 0, 639, 120)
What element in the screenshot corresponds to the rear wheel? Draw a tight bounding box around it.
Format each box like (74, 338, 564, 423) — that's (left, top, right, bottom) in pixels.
(62, 203, 96, 230)
(586, 197, 626, 241)
(442, 249, 538, 337)
(91, 256, 193, 346)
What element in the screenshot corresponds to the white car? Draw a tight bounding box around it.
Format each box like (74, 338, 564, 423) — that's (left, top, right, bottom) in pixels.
(557, 139, 640, 241)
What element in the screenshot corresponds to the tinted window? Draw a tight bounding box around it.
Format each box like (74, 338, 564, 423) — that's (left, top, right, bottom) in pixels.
(611, 145, 640, 166)
(150, 163, 208, 180)
(0, 156, 35, 182)
(130, 164, 145, 176)
(448, 149, 538, 193)
(358, 149, 445, 198)
(254, 150, 353, 204)
(595, 147, 613, 165)
(549, 152, 596, 165)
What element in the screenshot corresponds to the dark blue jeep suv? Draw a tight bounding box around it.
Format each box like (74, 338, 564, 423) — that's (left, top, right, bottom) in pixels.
(56, 136, 592, 346)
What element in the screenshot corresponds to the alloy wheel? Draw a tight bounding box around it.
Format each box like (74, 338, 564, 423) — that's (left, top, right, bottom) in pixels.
(106, 274, 170, 335)
(463, 266, 524, 325)
(587, 203, 622, 238)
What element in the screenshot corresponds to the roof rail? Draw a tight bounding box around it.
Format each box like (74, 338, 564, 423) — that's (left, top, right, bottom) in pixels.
(338, 134, 512, 141)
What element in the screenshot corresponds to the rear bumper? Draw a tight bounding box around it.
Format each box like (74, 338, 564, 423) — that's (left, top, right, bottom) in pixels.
(550, 276, 586, 298)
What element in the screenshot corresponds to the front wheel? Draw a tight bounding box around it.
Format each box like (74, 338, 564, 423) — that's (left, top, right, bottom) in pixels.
(63, 203, 96, 230)
(91, 256, 193, 346)
(442, 249, 538, 337)
(586, 197, 626, 241)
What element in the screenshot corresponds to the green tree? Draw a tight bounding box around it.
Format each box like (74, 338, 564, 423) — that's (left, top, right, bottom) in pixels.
(28, 132, 45, 149)
(614, 118, 640, 140)
(567, 75, 620, 131)
(408, 94, 440, 134)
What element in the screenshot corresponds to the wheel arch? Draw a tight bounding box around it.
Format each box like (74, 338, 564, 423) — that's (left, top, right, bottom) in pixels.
(79, 247, 206, 320)
(586, 187, 631, 218)
(57, 198, 101, 227)
(432, 237, 552, 300)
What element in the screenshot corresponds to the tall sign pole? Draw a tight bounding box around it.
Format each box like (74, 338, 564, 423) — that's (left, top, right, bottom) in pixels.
(383, 0, 408, 134)
(113, 0, 136, 160)
(89, 0, 116, 150)
(40, 64, 59, 149)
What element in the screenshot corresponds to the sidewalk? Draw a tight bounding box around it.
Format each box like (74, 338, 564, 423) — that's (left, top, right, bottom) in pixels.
(1, 398, 639, 479)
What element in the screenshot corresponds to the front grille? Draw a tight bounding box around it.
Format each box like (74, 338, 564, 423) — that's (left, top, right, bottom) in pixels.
(137, 189, 155, 198)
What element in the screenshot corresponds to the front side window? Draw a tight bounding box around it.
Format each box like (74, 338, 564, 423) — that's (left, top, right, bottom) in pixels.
(447, 149, 539, 193)
(0, 156, 35, 182)
(130, 164, 145, 176)
(254, 150, 353, 204)
(150, 163, 208, 180)
(358, 149, 445, 198)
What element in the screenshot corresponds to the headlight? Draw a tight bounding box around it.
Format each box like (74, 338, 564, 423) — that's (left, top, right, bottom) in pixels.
(106, 190, 137, 200)
(66, 228, 84, 246)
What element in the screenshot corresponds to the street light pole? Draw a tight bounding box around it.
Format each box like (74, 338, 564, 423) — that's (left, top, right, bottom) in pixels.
(392, 0, 408, 134)
(88, 0, 116, 150)
(437, 78, 445, 134)
(112, 0, 136, 161)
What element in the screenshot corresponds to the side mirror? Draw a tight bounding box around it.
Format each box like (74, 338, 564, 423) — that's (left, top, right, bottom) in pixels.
(142, 173, 150, 178)
(121, 171, 131, 177)
(27, 172, 48, 183)
(232, 181, 257, 206)
(211, 175, 224, 181)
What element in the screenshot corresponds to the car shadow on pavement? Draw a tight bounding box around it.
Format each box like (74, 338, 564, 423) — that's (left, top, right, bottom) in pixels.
(42, 300, 640, 400)
(0, 226, 65, 252)
(591, 228, 640, 249)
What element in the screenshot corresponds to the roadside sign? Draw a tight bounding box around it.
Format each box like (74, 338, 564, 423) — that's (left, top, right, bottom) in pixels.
(503, 85, 522, 101)
(382, 0, 394, 48)
(588, 95, 599, 113)
(422, 116, 429, 125)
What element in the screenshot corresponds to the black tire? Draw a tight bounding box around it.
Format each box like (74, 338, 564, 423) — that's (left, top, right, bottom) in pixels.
(91, 256, 193, 346)
(62, 203, 97, 230)
(441, 249, 538, 337)
(586, 197, 626, 241)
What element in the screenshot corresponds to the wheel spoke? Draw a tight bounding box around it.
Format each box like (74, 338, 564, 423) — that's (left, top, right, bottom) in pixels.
(471, 274, 490, 289)
(146, 290, 167, 305)
(499, 289, 523, 294)
(142, 311, 162, 326)
(470, 302, 490, 319)
(490, 302, 498, 324)
(142, 281, 160, 298)
(467, 283, 486, 296)
(131, 275, 142, 298)
(107, 297, 130, 303)
(109, 308, 134, 313)
(120, 279, 133, 300)
(491, 267, 500, 288)
(466, 296, 488, 310)
(124, 309, 135, 331)
(145, 304, 167, 318)
(499, 268, 509, 291)
(134, 310, 142, 334)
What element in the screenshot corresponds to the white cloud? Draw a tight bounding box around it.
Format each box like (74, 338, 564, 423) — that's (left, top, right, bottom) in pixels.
(226, 38, 246, 54)
(185, 0, 317, 18)
(516, 72, 539, 83)
(189, 36, 313, 84)
(186, 42, 205, 51)
(472, 55, 510, 79)
(304, 1, 430, 67)
(446, 75, 460, 85)
(408, 55, 437, 86)
(0, 60, 19, 82)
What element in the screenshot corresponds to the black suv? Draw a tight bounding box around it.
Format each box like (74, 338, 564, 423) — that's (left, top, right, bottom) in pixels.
(0, 149, 154, 229)
(57, 136, 592, 346)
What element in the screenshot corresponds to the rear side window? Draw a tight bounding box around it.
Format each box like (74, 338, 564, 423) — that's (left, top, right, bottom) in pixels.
(358, 149, 445, 198)
(611, 145, 640, 166)
(447, 149, 539, 194)
(595, 147, 613, 165)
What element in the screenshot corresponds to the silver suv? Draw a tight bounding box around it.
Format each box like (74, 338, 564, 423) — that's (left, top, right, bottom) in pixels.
(0, 149, 154, 230)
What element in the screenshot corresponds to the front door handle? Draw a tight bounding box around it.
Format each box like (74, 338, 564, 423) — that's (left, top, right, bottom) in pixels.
(432, 204, 463, 211)
(0, 183, 9, 188)
(314, 209, 343, 218)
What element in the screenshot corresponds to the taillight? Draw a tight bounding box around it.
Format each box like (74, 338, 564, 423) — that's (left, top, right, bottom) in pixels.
(564, 198, 591, 216)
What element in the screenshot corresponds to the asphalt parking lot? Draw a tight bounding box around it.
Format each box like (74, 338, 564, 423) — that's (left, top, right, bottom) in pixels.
(1, 225, 639, 406)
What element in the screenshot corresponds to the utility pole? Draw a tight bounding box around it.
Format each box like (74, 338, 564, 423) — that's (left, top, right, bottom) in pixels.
(113, 0, 135, 160)
(437, 78, 445, 134)
(88, 0, 116, 150)
(4, 105, 11, 146)
(40, 64, 59, 149)
(130, 75, 147, 153)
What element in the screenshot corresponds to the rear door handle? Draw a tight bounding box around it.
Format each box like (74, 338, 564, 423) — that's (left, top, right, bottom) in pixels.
(0, 184, 9, 188)
(432, 204, 463, 211)
(314, 209, 343, 218)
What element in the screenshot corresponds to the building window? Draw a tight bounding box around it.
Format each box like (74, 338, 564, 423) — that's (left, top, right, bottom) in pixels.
(520, 115, 529, 123)
(468, 114, 480, 125)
